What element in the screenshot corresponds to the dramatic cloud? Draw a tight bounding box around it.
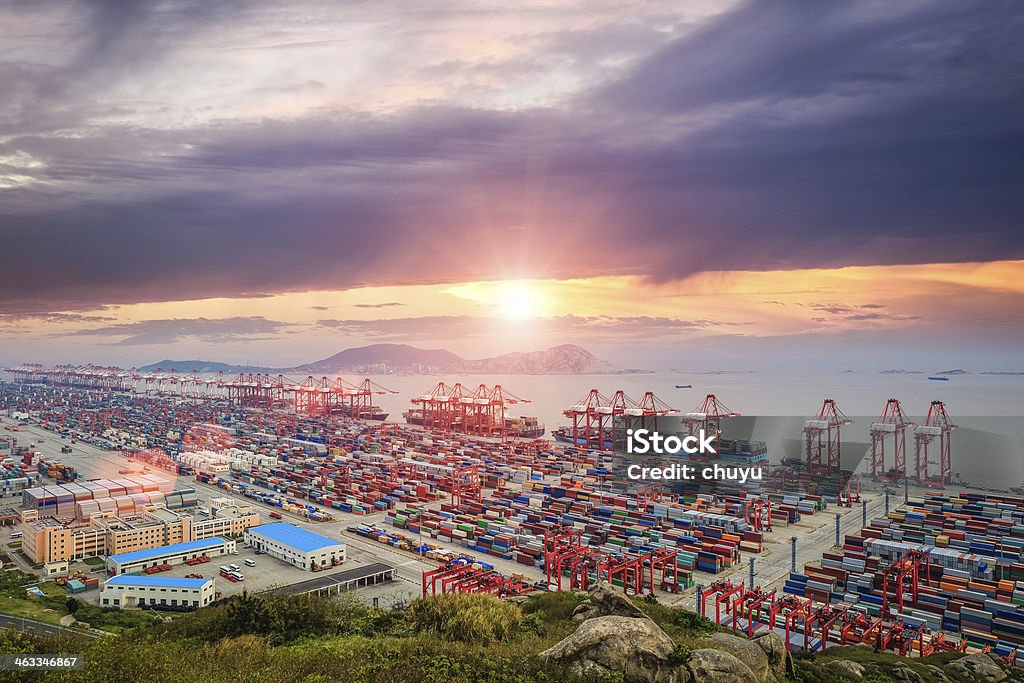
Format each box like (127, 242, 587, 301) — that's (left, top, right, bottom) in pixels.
(65, 317, 290, 345)
(353, 302, 405, 309)
(809, 303, 920, 322)
(1, 1, 1022, 315)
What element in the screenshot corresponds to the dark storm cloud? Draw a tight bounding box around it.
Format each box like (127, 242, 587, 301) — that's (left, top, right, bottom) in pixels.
(64, 317, 289, 345)
(1, 1, 1022, 313)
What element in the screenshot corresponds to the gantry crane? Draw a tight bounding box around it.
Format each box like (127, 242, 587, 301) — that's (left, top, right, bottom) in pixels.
(682, 394, 739, 458)
(803, 399, 853, 472)
(914, 401, 958, 487)
(870, 399, 915, 482)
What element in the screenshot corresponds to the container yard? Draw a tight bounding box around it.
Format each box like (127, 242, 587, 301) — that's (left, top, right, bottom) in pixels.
(3, 366, 1023, 668)
(690, 490, 1024, 664)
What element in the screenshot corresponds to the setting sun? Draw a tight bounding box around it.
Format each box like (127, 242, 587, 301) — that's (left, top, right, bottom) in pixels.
(500, 281, 540, 319)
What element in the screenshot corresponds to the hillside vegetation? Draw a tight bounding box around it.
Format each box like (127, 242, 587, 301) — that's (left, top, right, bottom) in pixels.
(0, 590, 1005, 683)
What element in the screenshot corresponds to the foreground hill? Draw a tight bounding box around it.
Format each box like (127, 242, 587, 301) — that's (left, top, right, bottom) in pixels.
(0, 582, 1005, 683)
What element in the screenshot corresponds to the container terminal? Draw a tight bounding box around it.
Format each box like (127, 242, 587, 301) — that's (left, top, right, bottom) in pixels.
(1, 363, 1023, 667)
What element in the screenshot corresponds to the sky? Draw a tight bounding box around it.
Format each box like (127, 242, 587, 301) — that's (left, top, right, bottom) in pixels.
(1, 0, 1023, 371)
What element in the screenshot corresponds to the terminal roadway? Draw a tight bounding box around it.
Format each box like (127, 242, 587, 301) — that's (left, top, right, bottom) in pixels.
(0, 613, 100, 638)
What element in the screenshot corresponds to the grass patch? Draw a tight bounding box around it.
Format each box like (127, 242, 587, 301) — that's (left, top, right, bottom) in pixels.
(71, 600, 165, 633)
(411, 592, 526, 643)
(81, 556, 104, 566)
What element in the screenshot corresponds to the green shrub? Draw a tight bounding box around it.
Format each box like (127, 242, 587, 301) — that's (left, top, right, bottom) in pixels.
(411, 593, 524, 643)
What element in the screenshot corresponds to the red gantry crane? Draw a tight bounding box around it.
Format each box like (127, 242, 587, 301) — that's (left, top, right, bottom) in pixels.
(330, 378, 397, 420)
(681, 394, 739, 459)
(563, 389, 616, 450)
(914, 401, 958, 487)
(803, 399, 853, 472)
(870, 399, 915, 482)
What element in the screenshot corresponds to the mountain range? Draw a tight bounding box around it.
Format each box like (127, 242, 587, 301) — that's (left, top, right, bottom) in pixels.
(138, 343, 617, 375)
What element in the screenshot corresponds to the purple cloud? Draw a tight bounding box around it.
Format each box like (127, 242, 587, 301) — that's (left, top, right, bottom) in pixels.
(0, 1, 1021, 316)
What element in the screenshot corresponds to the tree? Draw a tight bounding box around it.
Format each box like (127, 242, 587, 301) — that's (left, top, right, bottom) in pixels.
(65, 596, 80, 615)
(224, 591, 272, 637)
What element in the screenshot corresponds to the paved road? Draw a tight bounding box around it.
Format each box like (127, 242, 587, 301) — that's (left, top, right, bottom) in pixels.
(0, 614, 100, 638)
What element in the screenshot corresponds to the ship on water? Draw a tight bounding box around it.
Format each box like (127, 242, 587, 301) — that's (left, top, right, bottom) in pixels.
(551, 425, 615, 449)
(403, 409, 545, 438)
(334, 404, 389, 421)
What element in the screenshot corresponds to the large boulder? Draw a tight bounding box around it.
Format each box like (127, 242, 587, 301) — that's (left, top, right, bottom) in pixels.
(573, 582, 647, 620)
(540, 615, 684, 683)
(683, 648, 758, 683)
(752, 631, 787, 673)
(889, 664, 923, 683)
(922, 665, 950, 682)
(945, 653, 1007, 682)
(700, 633, 770, 679)
(831, 660, 865, 680)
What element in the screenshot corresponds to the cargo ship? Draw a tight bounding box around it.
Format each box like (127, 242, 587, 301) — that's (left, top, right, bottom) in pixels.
(503, 416, 546, 439)
(713, 438, 769, 463)
(333, 404, 389, 421)
(551, 426, 615, 449)
(403, 410, 546, 438)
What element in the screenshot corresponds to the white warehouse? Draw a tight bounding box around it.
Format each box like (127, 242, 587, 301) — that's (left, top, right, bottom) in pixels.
(101, 575, 215, 610)
(244, 522, 345, 570)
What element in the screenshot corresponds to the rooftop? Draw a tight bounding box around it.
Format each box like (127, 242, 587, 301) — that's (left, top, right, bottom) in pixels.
(247, 523, 342, 553)
(108, 537, 228, 565)
(105, 575, 211, 589)
(272, 562, 395, 595)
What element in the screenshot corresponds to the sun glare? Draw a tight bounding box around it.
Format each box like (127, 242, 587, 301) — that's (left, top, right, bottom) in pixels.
(500, 282, 539, 319)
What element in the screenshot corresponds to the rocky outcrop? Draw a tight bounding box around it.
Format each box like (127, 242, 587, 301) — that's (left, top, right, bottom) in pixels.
(683, 648, 758, 683)
(699, 633, 769, 679)
(830, 660, 865, 679)
(572, 582, 647, 620)
(543, 583, 767, 682)
(539, 615, 682, 683)
(944, 653, 1008, 682)
(752, 631, 787, 674)
(923, 665, 951, 682)
(889, 664, 923, 683)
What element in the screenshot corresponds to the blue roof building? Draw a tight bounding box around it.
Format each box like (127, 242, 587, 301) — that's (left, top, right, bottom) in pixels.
(105, 575, 209, 590)
(101, 573, 216, 611)
(244, 523, 345, 570)
(105, 536, 236, 575)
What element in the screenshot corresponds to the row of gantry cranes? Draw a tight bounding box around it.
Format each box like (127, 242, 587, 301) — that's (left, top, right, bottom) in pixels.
(559, 389, 959, 487)
(5, 364, 959, 486)
(803, 397, 958, 487)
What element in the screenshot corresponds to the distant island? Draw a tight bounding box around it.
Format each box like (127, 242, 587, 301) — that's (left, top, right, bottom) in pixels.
(139, 343, 620, 375)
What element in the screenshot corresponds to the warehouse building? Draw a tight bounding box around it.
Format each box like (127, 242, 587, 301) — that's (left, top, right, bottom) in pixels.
(101, 575, 215, 610)
(244, 522, 345, 570)
(18, 504, 259, 564)
(106, 537, 235, 575)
